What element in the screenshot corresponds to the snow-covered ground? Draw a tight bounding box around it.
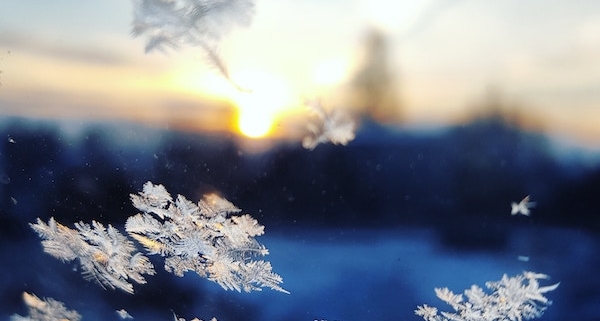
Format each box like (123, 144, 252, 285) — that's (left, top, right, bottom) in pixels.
(4, 226, 599, 321)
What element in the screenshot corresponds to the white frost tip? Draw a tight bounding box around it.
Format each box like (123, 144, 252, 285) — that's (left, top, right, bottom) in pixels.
(511, 195, 535, 216)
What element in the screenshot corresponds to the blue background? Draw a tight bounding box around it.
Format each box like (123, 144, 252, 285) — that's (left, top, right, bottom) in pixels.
(1, 116, 599, 320)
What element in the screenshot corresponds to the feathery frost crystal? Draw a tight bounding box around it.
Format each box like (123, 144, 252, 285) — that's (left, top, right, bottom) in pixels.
(511, 195, 535, 216)
(10, 292, 81, 321)
(126, 181, 288, 293)
(302, 100, 356, 150)
(415, 271, 559, 321)
(173, 311, 218, 321)
(131, 0, 255, 91)
(30, 218, 156, 294)
(131, 0, 255, 52)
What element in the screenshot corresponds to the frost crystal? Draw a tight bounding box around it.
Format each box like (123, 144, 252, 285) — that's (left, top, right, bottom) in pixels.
(415, 271, 559, 321)
(10, 292, 81, 321)
(117, 308, 134, 319)
(30, 217, 156, 294)
(302, 100, 356, 150)
(173, 312, 217, 321)
(511, 195, 535, 216)
(126, 181, 288, 293)
(131, 0, 255, 51)
(131, 0, 255, 91)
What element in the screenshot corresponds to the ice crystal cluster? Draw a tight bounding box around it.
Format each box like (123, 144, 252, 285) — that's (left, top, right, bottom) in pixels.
(10, 292, 81, 321)
(126, 181, 288, 293)
(131, 0, 254, 52)
(30, 218, 155, 294)
(174, 312, 217, 321)
(131, 0, 255, 91)
(30, 181, 286, 294)
(415, 271, 559, 321)
(302, 100, 356, 150)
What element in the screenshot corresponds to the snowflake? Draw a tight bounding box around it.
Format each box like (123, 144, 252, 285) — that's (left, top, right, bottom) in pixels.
(131, 0, 254, 91)
(511, 195, 535, 216)
(126, 181, 288, 293)
(302, 100, 356, 150)
(415, 271, 559, 321)
(10, 292, 81, 321)
(173, 312, 217, 321)
(30, 217, 155, 294)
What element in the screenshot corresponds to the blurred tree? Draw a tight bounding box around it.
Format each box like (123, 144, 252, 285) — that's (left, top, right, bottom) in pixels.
(349, 28, 403, 124)
(0, 120, 62, 223)
(154, 131, 243, 198)
(53, 129, 131, 224)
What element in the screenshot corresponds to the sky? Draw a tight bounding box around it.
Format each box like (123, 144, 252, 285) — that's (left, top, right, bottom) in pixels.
(0, 0, 599, 149)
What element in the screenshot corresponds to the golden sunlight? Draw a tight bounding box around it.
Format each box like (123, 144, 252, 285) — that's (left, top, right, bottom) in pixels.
(237, 109, 273, 138)
(312, 57, 350, 87)
(230, 70, 295, 138)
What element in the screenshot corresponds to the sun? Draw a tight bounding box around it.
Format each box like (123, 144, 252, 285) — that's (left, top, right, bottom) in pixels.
(230, 70, 294, 138)
(237, 108, 274, 138)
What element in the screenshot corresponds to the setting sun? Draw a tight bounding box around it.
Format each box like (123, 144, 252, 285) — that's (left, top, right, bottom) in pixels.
(230, 70, 295, 138)
(237, 108, 274, 138)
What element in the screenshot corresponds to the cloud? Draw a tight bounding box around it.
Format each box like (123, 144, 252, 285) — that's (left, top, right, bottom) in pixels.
(0, 30, 131, 66)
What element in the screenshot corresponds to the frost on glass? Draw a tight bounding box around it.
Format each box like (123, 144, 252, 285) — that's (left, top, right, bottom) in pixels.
(415, 271, 559, 321)
(10, 292, 81, 321)
(30, 217, 156, 294)
(302, 100, 356, 150)
(131, 0, 255, 91)
(511, 195, 536, 216)
(126, 181, 288, 293)
(174, 312, 217, 321)
(116, 308, 133, 319)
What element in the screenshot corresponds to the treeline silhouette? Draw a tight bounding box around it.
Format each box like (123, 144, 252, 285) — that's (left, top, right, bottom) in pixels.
(1, 116, 599, 243)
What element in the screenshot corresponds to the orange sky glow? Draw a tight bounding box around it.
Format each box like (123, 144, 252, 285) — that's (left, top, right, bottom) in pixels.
(1, 0, 599, 150)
